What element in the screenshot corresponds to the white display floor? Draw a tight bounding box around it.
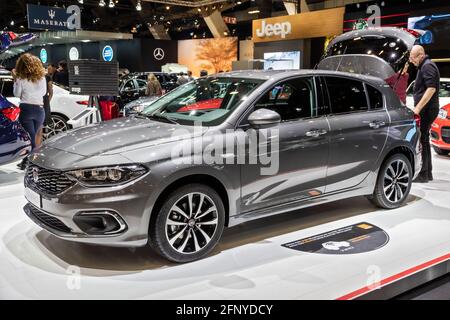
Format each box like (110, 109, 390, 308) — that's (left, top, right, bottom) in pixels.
(0, 153, 449, 299)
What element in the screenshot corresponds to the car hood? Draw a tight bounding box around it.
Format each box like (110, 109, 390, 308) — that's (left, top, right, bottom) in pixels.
(318, 27, 422, 79)
(44, 116, 207, 157)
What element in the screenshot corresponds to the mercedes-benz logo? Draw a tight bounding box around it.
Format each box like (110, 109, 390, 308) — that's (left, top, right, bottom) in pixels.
(32, 167, 39, 183)
(153, 48, 165, 61)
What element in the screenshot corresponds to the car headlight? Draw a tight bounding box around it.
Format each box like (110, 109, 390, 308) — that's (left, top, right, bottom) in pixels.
(438, 108, 448, 119)
(66, 164, 148, 187)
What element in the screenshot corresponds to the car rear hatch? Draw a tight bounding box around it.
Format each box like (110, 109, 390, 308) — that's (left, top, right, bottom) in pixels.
(317, 27, 422, 79)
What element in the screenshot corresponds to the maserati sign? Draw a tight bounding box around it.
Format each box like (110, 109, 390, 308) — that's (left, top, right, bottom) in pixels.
(27, 4, 81, 31)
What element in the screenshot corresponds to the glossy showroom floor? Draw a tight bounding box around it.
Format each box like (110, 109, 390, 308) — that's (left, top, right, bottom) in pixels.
(0, 153, 449, 299)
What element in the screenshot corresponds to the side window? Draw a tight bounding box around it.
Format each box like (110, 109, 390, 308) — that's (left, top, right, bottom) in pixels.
(253, 77, 316, 122)
(123, 80, 135, 91)
(0, 78, 14, 97)
(136, 79, 147, 89)
(325, 77, 368, 114)
(366, 84, 384, 110)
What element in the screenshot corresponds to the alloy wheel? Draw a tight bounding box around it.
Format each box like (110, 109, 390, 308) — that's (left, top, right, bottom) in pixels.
(165, 192, 219, 254)
(43, 116, 68, 140)
(383, 159, 410, 203)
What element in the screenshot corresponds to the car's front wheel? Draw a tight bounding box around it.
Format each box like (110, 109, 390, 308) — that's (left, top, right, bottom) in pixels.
(149, 184, 225, 263)
(369, 153, 413, 209)
(43, 114, 70, 140)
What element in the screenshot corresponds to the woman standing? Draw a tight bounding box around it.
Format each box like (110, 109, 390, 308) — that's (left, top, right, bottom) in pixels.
(12, 53, 46, 169)
(146, 73, 162, 97)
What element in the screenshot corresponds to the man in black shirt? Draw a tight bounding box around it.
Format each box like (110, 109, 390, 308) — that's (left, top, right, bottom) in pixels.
(409, 45, 440, 183)
(53, 60, 69, 87)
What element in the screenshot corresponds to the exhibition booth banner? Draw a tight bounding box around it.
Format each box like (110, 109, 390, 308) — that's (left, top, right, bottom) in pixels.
(252, 7, 345, 43)
(178, 38, 238, 76)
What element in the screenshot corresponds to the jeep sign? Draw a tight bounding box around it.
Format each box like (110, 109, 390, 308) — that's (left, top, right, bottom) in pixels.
(255, 20, 292, 39)
(252, 8, 344, 43)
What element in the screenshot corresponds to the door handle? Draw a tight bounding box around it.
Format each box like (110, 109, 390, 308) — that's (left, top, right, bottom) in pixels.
(306, 129, 327, 137)
(369, 121, 385, 129)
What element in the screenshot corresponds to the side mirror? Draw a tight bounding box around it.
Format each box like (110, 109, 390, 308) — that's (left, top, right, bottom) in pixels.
(248, 108, 281, 129)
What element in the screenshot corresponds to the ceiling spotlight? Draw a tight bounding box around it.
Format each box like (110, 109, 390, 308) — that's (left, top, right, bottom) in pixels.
(108, 0, 115, 8)
(356, 3, 360, 8)
(78, 0, 84, 4)
(136, 0, 142, 11)
(99, 0, 106, 7)
(381, 1, 385, 6)
(10, 20, 14, 26)
(197, 8, 202, 12)
(237, 1, 242, 4)
(166, 6, 170, 10)
(223, 31, 228, 36)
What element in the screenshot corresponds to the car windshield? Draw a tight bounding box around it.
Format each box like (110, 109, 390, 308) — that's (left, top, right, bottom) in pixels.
(142, 77, 263, 126)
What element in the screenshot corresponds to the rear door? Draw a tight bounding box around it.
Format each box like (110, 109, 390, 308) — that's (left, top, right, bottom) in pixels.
(321, 76, 389, 192)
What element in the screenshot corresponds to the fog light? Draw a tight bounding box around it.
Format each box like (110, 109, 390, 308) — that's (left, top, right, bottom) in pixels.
(74, 211, 127, 235)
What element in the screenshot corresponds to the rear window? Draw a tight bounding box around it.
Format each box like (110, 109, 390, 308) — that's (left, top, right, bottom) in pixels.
(325, 77, 369, 114)
(366, 85, 384, 109)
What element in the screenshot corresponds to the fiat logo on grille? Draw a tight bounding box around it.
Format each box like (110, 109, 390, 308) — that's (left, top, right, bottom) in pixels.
(32, 167, 39, 183)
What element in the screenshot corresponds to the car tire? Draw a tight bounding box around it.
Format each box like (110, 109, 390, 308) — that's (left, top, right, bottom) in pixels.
(369, 153, 413, 209)
(43, 114, 70, 140)
(149, 183, 225, 263)
(432, 146, 449, 156)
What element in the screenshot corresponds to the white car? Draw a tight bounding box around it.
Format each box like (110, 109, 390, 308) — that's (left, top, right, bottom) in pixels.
(0, 73, 89, 138)
(406, 77, 450, 110)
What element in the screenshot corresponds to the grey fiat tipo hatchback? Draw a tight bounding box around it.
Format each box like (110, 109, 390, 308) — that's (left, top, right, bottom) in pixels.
(24, 28, 422, 262)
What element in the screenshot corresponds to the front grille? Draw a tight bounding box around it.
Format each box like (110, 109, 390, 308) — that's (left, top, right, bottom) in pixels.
(442, 127, 450, 143)
(26, 204, 72, 233)
(441, 127, 450, 137)
(25, 163, 75, 195)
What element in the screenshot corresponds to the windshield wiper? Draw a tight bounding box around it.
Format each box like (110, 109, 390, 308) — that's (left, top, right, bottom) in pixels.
(142, 113, 179, 124)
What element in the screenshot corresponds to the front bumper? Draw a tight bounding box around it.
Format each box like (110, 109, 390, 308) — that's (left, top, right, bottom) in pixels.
(431, 120, 450, 150)
(23, 169, 155, 247)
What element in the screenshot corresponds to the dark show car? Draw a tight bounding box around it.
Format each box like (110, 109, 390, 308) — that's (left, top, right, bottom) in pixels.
(0, 89, 31, 165)
(0, 32, 33, 165)
(23, 28, 422, 263)
(118, 72, 178, 106)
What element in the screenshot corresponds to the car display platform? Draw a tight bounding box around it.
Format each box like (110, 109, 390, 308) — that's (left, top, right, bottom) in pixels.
(0, 153, 449, 300)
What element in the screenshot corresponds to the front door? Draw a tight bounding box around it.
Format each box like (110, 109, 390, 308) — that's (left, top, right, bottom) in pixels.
(240, 76, 330, 212)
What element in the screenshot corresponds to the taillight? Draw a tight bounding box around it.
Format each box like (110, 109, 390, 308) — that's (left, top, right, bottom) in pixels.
(1, 106, 20, 122)
(76, 101, 89, 106)
(414, 114, 421, 128)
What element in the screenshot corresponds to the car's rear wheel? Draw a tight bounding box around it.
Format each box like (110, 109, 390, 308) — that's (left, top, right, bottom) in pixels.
(432, 146, 449, 156)
(149, 184, 225, 263)
(369, 154, 412, 209)
(43, 114, 70, 140)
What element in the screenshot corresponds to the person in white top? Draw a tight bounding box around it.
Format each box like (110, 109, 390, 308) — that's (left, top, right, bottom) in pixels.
(12, 53, 46, 168)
